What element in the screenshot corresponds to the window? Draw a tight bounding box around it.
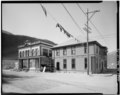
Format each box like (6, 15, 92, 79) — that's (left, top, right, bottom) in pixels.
(91, 56, 95, 64)
(28, 50, 30, 56)
(29, 50, 32, 56)
(96, 46, 98, 54)
(49, 50, 52, 57)
(56, 50, 60, 56)
(31, 49, 34, 56)
(96, 57, 98, 69)
(63, 48, 67, 55)
(35, 48, 38, 56)
(22, 51, 24, 57)
(19, 52, 21, 57)
(84, 45, 87, 53)
(25, 50, 27, 57)
(84, 58, 87, 69)
(23, 51, 25, 57)
(99, 48, 101, 55)
(63, 59, 67, 69)
(71, 47, 76, 55)
(71, 59, 75, 69)
(43, 49, 48, 56)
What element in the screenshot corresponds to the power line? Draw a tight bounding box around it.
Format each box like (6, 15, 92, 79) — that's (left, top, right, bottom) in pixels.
(40, 4, 81, 43)
(62, 3, 86, 36)
(76, 3, 109, 45)
(40, 4, 58, 23)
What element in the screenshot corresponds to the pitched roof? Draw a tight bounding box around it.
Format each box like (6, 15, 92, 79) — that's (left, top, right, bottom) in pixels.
(18, 40, 56, 49)
(52, 39, 107, 49)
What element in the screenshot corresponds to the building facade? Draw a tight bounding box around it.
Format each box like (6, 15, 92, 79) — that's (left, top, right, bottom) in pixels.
(18, 41, 55, 72)
(52, 41, 107, 73)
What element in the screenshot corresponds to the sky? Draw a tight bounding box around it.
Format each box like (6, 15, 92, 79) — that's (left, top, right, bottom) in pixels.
(2, 1, 117, 53)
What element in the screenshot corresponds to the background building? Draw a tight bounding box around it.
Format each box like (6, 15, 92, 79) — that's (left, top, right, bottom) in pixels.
(52, 40, 107, 74)
(107, 50, 117, 69)
(18, 40, 55, 72)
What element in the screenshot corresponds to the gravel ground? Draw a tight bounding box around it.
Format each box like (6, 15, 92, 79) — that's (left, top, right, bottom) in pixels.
(2, 70, 117, 94)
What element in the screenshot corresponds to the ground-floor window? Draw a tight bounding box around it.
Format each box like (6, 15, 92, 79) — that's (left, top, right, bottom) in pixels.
(71, 59, 75, 69)
(84, 58, 87, 69)
(63, 59, 67, 69)
(96, 57, 98, 70)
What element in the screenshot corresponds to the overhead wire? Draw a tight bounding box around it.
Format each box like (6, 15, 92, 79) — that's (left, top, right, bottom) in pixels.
(40, 4, 81, 43)
(76, 3, 109, 45)
(62, 3, 86, 36)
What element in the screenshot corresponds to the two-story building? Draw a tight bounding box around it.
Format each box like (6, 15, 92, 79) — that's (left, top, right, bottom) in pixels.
(18, 40, 55, 72)
(52, 40, 107, 74)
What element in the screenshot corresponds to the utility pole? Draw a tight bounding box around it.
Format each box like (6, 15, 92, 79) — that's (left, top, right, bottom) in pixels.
(87, 9, 89, 75)
(85, 9, 100, 75)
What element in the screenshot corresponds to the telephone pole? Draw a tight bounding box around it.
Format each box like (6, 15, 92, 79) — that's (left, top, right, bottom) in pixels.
(85, 9, 100, 75)
(87, 9, 89, 75)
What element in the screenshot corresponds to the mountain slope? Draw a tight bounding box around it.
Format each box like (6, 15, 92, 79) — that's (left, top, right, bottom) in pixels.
(2, 30, 56, 60)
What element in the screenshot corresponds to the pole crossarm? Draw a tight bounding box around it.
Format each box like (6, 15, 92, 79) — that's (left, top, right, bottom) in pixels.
(86, 10, 100, 14)
(85, 10, 100, 26)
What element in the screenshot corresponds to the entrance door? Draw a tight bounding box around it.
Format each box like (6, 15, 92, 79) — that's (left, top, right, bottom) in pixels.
(91, 56, 95, 73)
(56, 62, 60, 70)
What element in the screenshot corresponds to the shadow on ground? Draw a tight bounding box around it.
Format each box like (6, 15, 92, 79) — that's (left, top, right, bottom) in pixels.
(101, 69, 117, 76)
(102, 69, 117, 74)
(2, 73, 34, 84)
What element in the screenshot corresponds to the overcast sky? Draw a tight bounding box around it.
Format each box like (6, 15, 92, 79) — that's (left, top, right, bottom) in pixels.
(2, 1, 117, 53)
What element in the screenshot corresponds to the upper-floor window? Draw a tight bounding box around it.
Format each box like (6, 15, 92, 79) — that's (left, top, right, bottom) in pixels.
(25, 50, 28, 57)
(27, 50, 30, 56)
(31, 49, 34, 56)
(22, 51, 24, 57)
(71, 47, 76, 55)
(23, 51, 25, 57)
(71, 59, 76, 69)
(63, 48, 67, 55)
(84, 45, 87, 54)
(49, 50, 52, 57)
(99, 48, 101, 55)
(96, 46, 98, 54)
(19, 52, 21, 57)
(43, 48, 48, 56)
(63, 59, 67, 69)
(56, 50, 60, 56)
(84, 58, 87, 69)
(35, 48, 38, 56)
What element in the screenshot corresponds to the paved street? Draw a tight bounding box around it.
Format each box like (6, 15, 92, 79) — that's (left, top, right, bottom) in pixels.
(2, 70, 117, 94)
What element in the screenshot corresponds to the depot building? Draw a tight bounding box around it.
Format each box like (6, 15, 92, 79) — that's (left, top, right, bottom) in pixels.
(52, 40, 107, 74)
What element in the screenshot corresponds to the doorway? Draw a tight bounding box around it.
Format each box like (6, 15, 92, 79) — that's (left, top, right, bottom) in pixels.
(56, 62, 60, 70)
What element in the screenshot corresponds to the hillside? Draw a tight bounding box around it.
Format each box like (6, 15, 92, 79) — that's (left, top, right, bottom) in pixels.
(2, 30, 56, 60)
(107, 51, 117, 69)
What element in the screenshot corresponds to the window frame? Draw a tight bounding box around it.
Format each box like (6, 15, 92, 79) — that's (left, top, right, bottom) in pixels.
(71, 47, 76, 55)
(84, 45, 87, 54)
(56, 49, 60, 56)
(84, 58, 87, 69)
(43, 48, 48, 56)
(63, 48, 67, 55)
(63, 59, 67, 69)
(71, 58, 76, 69)
(49, 50, 52, 57)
